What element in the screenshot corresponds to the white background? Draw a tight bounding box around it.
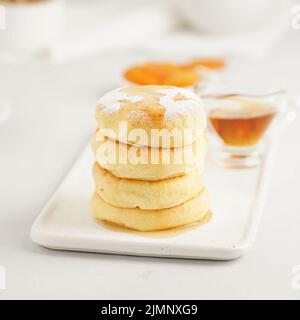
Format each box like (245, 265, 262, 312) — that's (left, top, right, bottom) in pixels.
(0, 27, 300, 299)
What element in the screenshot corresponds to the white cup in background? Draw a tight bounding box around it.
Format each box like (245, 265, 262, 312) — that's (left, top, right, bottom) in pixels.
(0, 0, 64, 51)
(176, 0, 290, 35)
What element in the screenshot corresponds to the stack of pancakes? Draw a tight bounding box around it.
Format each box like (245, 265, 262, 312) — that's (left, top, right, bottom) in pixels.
(91, 85, 210, 231)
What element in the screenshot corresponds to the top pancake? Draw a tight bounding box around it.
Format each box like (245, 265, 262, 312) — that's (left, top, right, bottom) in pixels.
(95, 85, 206, 148)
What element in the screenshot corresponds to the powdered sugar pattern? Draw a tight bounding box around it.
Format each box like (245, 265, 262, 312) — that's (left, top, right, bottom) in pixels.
(98, 88, 145, 114)
(97, 86, 204, 123)
(158, 88, 203, 121)
(160, 96, 201, 120)
(128, 95, 144, 103)
(158, 88, 201, 102)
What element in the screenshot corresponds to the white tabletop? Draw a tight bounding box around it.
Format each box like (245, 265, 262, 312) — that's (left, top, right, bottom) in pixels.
(0, 32, 300, 300)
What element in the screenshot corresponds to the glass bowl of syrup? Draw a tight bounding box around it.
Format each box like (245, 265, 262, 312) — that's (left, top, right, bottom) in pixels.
(204, 91, 286, 168)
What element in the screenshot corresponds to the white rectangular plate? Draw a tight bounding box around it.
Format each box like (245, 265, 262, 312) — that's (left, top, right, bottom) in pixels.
(31, 140, 275, 260)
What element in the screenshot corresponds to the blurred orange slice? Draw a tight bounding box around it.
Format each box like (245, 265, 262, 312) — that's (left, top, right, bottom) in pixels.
(124, 62, 199, 87)
(188, 58, 226, 70)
